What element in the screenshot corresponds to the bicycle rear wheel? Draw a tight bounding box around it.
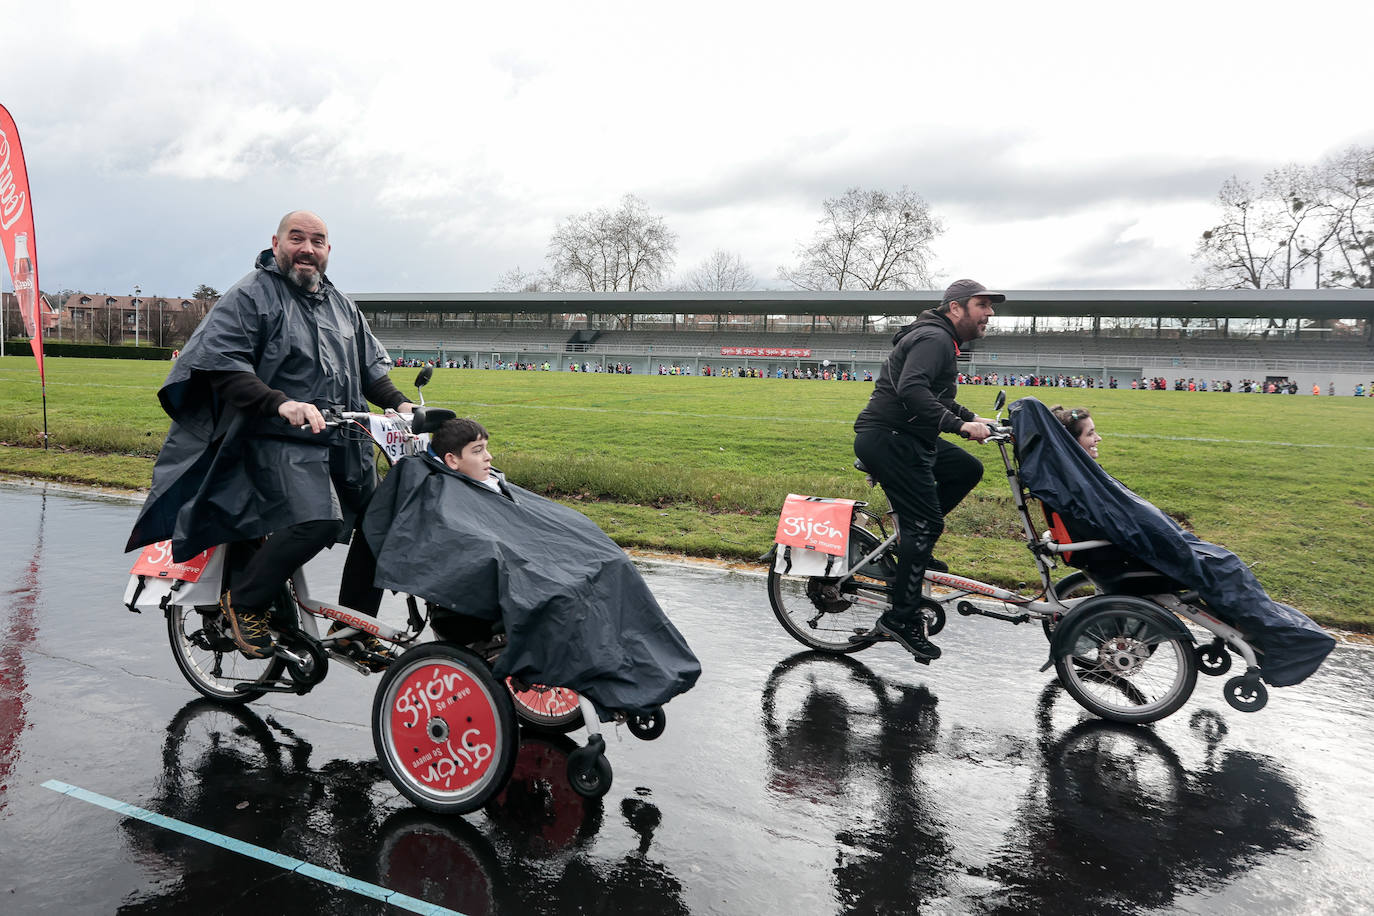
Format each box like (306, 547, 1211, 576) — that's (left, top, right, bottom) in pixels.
(768, 524, 895, 653)
(166, 604, 286, 703)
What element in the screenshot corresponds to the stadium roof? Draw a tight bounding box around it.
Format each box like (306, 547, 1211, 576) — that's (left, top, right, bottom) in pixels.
(351, 289, 1374, 321)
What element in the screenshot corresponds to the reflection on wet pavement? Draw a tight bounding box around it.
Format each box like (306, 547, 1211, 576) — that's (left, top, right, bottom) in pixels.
(1, 482, 1372, 915)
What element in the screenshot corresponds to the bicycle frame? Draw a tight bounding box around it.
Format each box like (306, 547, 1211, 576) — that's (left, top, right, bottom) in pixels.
(832, 434, 1113, 626)
(824, 424, 1262, 670)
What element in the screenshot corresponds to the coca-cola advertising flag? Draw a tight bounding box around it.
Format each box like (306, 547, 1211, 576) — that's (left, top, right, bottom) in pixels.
(0, 103, 43, 383)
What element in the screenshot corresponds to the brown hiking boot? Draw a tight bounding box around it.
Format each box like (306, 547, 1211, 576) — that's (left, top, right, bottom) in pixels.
(220, 591, 275, 658)
(328, 624, 393, 672)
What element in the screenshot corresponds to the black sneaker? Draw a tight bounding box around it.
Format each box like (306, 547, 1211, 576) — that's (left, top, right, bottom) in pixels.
(926, 557, 949, 573)
(875, 614, 942, 661)
(220, 591, 275, 658)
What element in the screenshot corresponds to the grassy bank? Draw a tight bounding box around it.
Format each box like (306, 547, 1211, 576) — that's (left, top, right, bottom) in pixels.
(2, 356, 1371, 630)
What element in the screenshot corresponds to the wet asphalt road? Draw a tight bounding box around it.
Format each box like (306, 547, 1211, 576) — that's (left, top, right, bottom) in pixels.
(1, 481, 1373, 916)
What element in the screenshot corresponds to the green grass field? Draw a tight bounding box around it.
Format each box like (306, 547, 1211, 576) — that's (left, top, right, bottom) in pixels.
(3, 355, 1372, 630)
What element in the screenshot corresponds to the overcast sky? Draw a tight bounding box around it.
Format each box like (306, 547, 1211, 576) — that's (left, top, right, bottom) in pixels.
(5, 0, 1371, 299)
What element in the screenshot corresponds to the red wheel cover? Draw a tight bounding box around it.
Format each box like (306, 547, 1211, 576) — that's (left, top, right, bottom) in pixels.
(387, 662, 500, 794)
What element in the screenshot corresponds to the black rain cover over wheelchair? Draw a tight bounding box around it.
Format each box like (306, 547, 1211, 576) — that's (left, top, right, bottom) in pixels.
(1009, 397, 1335, 687)
(362, 454, 701, 718)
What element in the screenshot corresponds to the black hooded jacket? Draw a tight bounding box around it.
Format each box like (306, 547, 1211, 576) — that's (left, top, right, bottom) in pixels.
(854, 308, 973, 445)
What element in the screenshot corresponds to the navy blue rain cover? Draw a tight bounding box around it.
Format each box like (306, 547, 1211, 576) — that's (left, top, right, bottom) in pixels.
(1009, 397, 1334, 687)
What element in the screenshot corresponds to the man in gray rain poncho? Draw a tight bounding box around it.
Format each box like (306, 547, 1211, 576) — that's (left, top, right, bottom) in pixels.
(127, 211, 417, 661)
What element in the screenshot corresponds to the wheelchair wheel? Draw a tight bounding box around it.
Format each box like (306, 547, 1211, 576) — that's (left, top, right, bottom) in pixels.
(166, 604, 286, 704)
(1053, 597, 1197, 724)
(768, 524, 893, 653)
(373, 642, 519, 815)
(1196, 641, 1232, 676)
(1223, 673, 1268, 712)
(626, 706, 666, 741)
(566, 736, 613, 799)
(507, 680, 585, 734)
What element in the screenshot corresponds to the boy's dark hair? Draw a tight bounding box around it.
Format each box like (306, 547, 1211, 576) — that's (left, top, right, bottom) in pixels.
(432, 417, 489, 459)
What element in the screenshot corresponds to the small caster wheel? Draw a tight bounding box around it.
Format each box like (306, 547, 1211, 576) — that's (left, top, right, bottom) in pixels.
(626, 707, 666, 741)
(919, 599, 946, 637)
(1223, 674, 1268, 712)
(1196, 641, 1232, 676)
(567, 736, 613, 798)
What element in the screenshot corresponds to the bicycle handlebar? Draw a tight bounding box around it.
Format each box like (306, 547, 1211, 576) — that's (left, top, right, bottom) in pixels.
(959, 421, 1013, 442)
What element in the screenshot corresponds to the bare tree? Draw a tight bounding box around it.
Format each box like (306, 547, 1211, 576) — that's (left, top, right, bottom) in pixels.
(94, 300, 123, 345)
(492, 266, 550, 292)
(681, 249, 757, 291)
(1193, 167, 1336, 291)
(169, 299, 212, 347)
(1322, 145, 1374, 289)
(545, 194, 677, 293)
(778, 187, 942, 291)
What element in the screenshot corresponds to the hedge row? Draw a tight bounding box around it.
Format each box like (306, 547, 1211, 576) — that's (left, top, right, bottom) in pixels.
(3, 340, 175, 360)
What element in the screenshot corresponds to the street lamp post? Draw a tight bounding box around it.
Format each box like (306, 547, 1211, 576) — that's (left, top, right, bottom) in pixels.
(133, 285, 141, 347)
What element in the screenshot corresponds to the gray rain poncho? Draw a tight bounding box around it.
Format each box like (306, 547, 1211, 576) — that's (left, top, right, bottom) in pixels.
(126, 250, 392, 561)
(362, 454, 701, 718)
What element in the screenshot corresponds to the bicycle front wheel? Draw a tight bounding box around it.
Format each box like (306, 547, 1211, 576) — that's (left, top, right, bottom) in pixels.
(767, 524, 894, 654)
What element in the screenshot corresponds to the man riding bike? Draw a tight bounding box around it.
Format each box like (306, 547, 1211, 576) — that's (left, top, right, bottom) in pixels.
(852, 278, 1003, 661)
(126, 210, 417, 660)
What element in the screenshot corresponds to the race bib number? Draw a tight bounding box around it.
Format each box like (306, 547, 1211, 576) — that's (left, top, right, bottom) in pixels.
(774, 495, 854, 557)
(129, 541, 217, 581)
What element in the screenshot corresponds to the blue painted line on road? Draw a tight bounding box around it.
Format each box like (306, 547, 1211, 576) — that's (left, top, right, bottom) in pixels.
(41, 779, 465, 916)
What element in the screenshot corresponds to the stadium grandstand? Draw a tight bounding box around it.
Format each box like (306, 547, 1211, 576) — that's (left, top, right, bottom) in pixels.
(353, 289, 1374, 394)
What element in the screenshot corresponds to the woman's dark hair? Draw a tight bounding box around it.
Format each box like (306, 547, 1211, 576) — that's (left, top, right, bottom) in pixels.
(1049, 404, 1092, 439)
(431, 417, 489, 458)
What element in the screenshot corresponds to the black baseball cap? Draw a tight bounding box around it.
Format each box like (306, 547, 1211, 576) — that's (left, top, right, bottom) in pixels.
(941, 278, 1006, 306)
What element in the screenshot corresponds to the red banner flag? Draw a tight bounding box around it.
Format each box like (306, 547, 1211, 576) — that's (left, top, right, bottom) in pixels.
(1, 104, 44, 385)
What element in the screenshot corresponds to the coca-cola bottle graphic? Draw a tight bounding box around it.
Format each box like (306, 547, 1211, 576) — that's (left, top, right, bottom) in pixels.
(12, 233, 36, 336)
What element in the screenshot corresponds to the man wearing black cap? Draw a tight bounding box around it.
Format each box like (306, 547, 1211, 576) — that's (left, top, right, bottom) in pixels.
(853, 278, 1004, 661)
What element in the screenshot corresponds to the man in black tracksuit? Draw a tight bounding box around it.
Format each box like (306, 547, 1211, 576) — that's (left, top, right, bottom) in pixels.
(853, 279, 1004, 661)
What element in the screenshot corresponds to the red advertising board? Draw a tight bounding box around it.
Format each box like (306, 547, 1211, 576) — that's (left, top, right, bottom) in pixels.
(129, 541, 218, 581)
(774, 494, 855, 556)
(720, 346, 812, 357)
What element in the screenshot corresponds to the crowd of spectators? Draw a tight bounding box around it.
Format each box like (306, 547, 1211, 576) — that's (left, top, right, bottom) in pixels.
(388, 356, 1373, 396)
(958, 373, 1102, 387)
(685, 365, 872, 380)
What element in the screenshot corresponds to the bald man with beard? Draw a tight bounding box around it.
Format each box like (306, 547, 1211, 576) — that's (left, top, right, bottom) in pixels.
(128, 211, 416, 663)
